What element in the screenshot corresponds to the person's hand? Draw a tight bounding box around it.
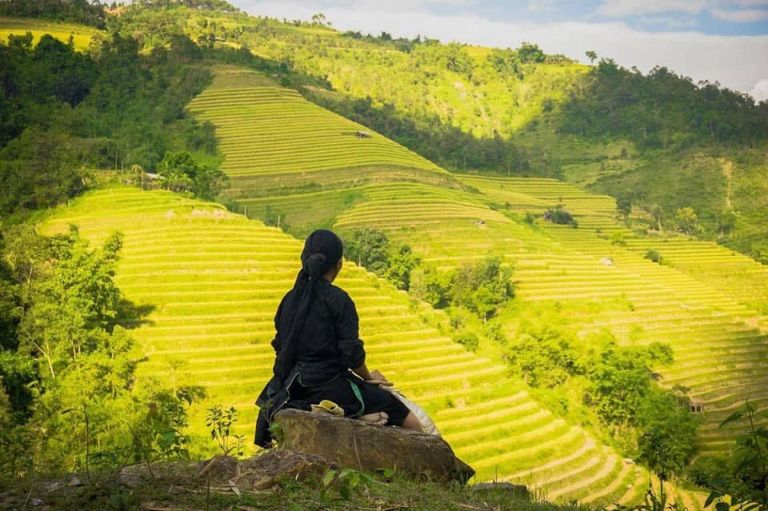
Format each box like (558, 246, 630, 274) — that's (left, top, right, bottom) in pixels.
(368, 369, 393, 387)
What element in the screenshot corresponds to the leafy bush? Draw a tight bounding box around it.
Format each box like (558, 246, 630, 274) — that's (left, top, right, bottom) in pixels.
(644, 249, 663, 263)
(543, 205, 577, 227)
(453, 331, 479, 352)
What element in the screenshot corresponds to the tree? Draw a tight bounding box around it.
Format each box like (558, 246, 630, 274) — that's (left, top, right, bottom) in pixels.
(345, 229, 390, 275)
(517, 42, 545, 63)
(675, 207, 699, 234)
(636, 390, 698, 481)
(616, 195, 632, 221)
(385, 245, 420, 290)
(586, 50, 598, 64)
(157, 151, 226, 199)
(449, 257, 514, 321)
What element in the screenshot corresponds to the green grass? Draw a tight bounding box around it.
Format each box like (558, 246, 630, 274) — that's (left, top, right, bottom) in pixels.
(1, 464, 584, 511)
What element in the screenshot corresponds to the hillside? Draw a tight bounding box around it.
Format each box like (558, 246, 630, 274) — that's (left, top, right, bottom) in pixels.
(0, 6, 766, 507)
(186, 66, 452, 208)
(0, 16, 100, 49)
(37, 185, 701, 507)
(183, 64, 765, 501)
(108, 3, 768, 262)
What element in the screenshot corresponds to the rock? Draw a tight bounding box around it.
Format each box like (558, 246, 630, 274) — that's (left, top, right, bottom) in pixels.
(118, 461, 195, 488)
(118, 465, 150, 488)
(273, 409, 474, 483)
(238, 449, 329, 490)
(196, 455, 238, 481)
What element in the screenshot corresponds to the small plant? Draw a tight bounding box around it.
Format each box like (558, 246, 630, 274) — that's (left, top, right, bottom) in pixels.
(701, 400, 768, 511)
(454, 330, 479, 352)
(206, 405, 245, 457)
(543, 205, 577, 227)
(611, 231, 627, 246)
(321, 468, 376, 500)
(645, 249, 663, 264)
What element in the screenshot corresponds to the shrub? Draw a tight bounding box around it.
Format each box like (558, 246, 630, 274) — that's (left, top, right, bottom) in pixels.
(543, 205, 577, 227)
(644, 249, 663, 263)
(453, 331, 479, 352)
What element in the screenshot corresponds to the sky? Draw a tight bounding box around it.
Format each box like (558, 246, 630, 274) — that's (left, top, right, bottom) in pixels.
(228, 0, 768, 101)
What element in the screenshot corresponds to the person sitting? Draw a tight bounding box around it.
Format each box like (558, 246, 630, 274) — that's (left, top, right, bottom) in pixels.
(255, 229, 423, 447)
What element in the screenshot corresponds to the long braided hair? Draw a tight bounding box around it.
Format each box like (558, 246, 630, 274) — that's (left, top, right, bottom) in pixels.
(272, 229, 344, 381)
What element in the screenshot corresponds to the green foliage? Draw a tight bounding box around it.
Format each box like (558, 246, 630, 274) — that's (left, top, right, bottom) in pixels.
(0, 0, 106, 28)
(543, 205, 577, 227)
(0, 32, 217, 214)
(644, 249, 663, 264)
(345, 230, 420, 291)
(345, 229, 390, 275)
(384, 244, 421, 290)
(0, 225, 199, 479)
(693, 401, 768, 509)
(636, 390, 699, 480)
(133, 0, 239, 12)
(409, 265, 450, 308)
(157, 151, 227, 199)
(130, 385, 203, 470)
(449, 257, 514, 321)
(675, 207, 699, 234)
(505, 318, 584, 388)
(559, 60, 768, 147)
(321, 467, 376, 501)
(586, 341, 672, 427)
(205, 404, 244, 457)
(453, 330, 479, 352)
(517, 42, 545, 64)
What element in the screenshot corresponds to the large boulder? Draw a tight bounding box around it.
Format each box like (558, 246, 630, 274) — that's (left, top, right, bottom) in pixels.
(273, 409, 474, 483)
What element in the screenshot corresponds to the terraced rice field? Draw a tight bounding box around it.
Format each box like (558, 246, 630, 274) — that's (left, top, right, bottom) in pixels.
(0, 16, 101, 50)
(186, 66, 445, 186)
(41, 186, 670, 507)
(457, 175, 768, 453)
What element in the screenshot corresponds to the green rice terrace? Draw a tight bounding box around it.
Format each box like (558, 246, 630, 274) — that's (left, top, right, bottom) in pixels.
(186, 65, 768, 461)
(38, 186, 711, 507)
(186, 66, 450, 200)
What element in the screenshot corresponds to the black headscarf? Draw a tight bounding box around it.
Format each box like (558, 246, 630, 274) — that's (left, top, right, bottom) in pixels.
(272, 229, 344, 381)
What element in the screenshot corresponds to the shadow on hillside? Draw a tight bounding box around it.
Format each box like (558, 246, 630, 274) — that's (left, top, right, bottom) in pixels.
(116, 298, 156, 329)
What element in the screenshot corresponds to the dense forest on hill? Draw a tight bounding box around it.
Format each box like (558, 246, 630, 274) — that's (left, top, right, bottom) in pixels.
(0, 30, 224, 215)
(0, 0, 106, 27)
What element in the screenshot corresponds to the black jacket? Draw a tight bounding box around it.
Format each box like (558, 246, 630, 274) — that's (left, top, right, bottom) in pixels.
(255, 279, 366, 445)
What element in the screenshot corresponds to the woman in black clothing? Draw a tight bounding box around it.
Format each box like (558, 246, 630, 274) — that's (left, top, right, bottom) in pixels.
(255, 229, 423, 447)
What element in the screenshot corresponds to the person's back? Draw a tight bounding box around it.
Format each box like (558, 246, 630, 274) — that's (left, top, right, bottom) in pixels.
(254, 229, 423, 448)
(274, 278, 363, 386)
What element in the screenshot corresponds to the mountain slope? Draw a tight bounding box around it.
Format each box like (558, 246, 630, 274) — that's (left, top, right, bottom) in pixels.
(40, 185, 661, 506)
(186, 66, 452, 204)
(184, 64, 768, 456)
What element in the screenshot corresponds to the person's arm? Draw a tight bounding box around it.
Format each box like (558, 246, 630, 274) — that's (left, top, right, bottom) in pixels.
(351, 363, 391, 385)
(335, 292, 367, 370)
(352, 361, 373, 380)
(270, 296, 285, 354)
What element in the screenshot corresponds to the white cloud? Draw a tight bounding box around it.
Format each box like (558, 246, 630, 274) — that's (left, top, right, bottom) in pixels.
(732, 0, 768, 6)
(711, 7, 768, 20)
(234, 1, 768, 100)
(596, 0, 768, 23)
(751, 78, 768, 100)
(596, 0, 707, 17)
